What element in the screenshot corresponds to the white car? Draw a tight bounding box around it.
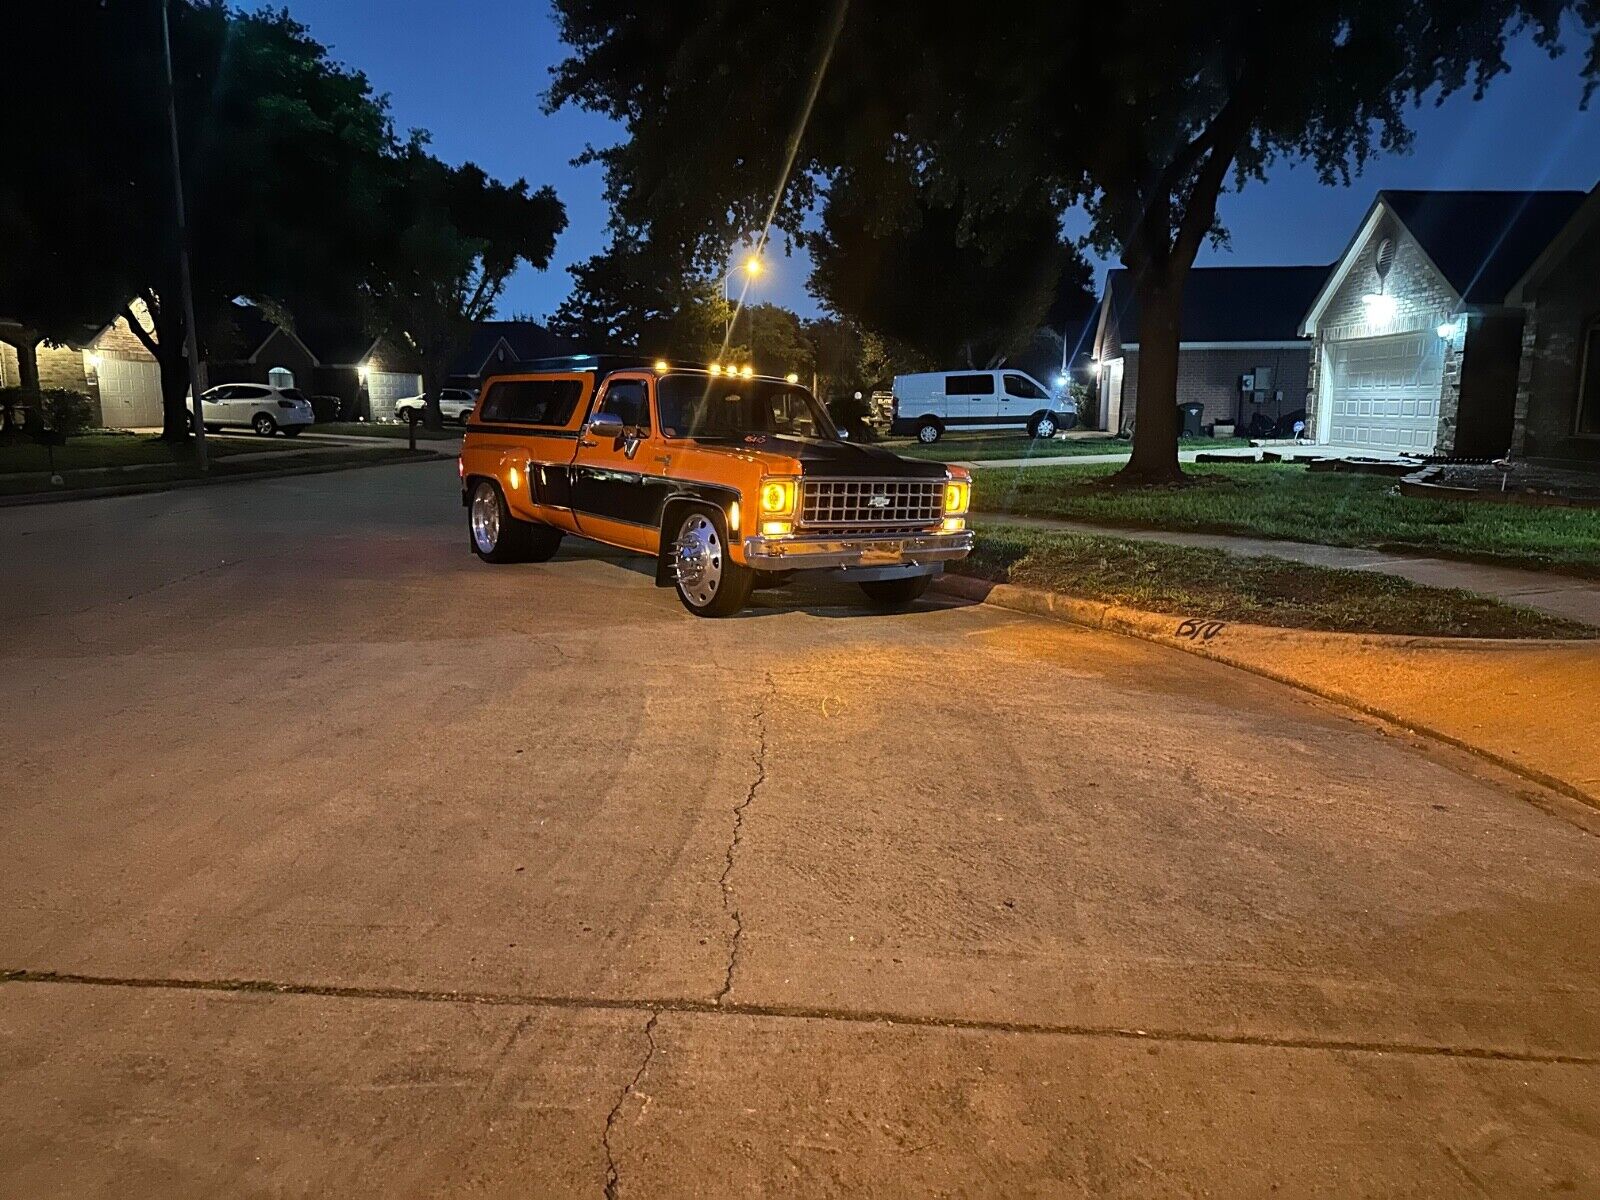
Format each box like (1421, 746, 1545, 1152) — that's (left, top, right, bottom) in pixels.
(394, 388, 477, 425)
(192, 383, 315, 437)
(889, 369, 1076, 443)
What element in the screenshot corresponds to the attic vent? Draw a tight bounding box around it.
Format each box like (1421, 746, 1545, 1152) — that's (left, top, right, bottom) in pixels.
(1374, 237, 1397, 282)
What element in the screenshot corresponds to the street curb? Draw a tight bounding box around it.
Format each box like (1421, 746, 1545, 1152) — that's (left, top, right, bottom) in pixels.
(933, 573, 1599, 809)
(0, 450, 452, 508)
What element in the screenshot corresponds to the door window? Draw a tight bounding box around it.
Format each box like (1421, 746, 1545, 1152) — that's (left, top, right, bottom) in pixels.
(1004, 373, 1048, 400)
(945, 374, 995, 395)
(595, 379, 650, 431)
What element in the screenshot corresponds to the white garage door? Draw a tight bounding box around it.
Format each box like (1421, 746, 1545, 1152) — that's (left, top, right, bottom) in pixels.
(368, 371, 421, 422)
(97, 355, 165, 429)
(1325, 333, 1444, 453)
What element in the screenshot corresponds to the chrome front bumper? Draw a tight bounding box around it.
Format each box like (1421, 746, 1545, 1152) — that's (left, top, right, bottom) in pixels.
(741, 528, 973, 571)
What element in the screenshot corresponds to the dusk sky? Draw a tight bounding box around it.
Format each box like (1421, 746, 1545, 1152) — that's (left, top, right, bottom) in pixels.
(283, 0, 1600, 322)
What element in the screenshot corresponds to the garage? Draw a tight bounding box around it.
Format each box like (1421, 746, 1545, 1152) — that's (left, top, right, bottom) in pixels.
(366, 370, 421, 422)
(96, 355, 165, 429)
(1322, 332, 1444, 453)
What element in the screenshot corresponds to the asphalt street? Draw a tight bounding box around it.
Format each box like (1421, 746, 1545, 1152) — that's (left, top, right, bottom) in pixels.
(2, 459, 1598, 1197)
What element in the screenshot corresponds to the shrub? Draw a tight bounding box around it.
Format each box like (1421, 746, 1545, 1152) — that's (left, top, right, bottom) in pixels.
(39, 388, 93, 440)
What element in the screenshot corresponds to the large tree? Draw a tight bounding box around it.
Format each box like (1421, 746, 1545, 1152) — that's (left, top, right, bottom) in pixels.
(365, 143, 566, 428)
(1, 1, 398, 438)
(807, 171, 1092, 369)
(550, 0, 1600, 481)
(548, 235, 733, 361)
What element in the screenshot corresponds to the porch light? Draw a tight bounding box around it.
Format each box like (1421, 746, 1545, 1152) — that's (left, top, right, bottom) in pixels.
(1436, 316, 1464, 340)
(85, 352, 102, 369)
(1089, 359, 1102, 376)
(358, 362, 371, 381)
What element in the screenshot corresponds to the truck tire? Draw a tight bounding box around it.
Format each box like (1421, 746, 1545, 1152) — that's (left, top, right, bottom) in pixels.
(469, 478, 535, 563)
(858, 574, 933, 610)
(668, 505, 755, 617)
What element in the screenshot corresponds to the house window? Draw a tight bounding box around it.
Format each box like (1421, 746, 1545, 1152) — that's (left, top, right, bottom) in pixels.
(267, 366, 294, 389)
(1578, 320, 1600, 437)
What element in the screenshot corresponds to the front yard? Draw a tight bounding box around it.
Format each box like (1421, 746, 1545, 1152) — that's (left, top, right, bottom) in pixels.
(970, 462, 1600, 576)
(887, 433, 1251, 462)
(955, 526, 1592, 639)
(0, 432, 293, 474)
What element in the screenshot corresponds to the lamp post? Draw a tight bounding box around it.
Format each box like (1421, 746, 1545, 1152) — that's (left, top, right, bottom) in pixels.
(722, 253, 764, 341)
(160, 0, 208, 469)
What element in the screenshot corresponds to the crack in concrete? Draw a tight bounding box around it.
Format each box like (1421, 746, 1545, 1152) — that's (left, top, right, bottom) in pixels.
(715, 674, 771, 1006)
(601, 1010, 659, 1200)
(5, 968, 1596, 1068)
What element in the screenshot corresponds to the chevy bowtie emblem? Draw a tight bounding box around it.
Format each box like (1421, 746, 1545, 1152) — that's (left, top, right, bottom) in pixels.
(867, 493, 891, 508)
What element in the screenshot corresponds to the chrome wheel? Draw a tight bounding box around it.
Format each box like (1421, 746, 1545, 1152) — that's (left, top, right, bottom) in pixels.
(673, 513, 723, 608)
(1034, 415, 1056, 439)
(471, 483, 501, 554)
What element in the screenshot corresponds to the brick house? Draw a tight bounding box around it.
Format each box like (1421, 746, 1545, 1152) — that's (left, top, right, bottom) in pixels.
(1, 303, 167, 428)
(1090, 265, 1330, 435)
(1299, 188, 1593, 459)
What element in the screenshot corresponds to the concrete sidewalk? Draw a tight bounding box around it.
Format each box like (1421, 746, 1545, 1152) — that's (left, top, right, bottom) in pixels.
(978, 513, 1600, 628)
(940, 573, 1600, 808)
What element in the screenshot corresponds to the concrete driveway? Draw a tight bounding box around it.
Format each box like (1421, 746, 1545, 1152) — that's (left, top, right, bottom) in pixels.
(2, 461, 1597, 1197)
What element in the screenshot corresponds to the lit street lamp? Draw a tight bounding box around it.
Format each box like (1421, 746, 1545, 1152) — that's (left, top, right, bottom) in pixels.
(722, 253, 764, 340)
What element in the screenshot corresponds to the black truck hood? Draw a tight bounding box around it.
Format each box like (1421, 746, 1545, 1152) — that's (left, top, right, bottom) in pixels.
(687, 434, 948, 479)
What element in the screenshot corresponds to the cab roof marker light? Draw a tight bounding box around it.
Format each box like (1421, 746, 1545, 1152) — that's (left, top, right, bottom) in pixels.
(741, 365, 754, 378)
(654, 359, 669, 372)
(709, 363, 723, 375)
(785, 372, 799, 384)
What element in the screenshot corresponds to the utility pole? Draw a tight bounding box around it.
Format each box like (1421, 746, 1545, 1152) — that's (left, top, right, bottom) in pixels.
(160, 0, 209, 469)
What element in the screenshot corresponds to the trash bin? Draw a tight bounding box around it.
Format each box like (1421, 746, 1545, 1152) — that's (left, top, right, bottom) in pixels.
(1177, 402, 1204, 438)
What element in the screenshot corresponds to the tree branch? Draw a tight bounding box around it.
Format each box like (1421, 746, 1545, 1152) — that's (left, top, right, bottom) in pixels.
(122, 302, 161, 358)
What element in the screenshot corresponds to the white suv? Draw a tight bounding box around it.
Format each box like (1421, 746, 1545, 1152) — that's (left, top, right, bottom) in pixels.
(192, 383, 315, 437)
(394, 388, 477, 425)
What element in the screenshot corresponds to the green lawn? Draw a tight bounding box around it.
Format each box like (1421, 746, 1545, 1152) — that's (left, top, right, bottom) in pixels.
(0, 442, 424, 497)
(312, 421, 463, 440)
(953, 525, 1592, 639)
(970, 462, 1600, 577)
(0, 432, 294, 474)
(889, 433, 1250, 462)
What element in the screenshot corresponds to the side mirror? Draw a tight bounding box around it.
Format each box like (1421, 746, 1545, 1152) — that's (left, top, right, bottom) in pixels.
(586, 412, 625, 440)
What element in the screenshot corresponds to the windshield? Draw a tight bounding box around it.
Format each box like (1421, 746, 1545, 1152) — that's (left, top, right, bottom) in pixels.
(657, 376, 838, 441)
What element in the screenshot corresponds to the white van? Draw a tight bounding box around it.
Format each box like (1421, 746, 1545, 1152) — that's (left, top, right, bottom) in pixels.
(889, 370, 1075, 443)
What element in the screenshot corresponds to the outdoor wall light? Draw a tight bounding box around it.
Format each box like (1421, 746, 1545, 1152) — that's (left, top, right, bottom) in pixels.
(1361, 292, 1397, 320)
(85, 352, 101, 369)
(1436, 316, 1465, 340)
(358, 362, 371, 381)
(1089, 359, 1102, 376)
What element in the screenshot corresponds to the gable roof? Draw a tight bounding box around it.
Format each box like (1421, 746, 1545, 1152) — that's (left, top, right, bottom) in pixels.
(1097, 264, 1330, 353)
(1380, 189, 1587, 305)
(449, 320, 573, 377)
(1507, 183, 1600, 305)
(1302, 188, 1589, 332)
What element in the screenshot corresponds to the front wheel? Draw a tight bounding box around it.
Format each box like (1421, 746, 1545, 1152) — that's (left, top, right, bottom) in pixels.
(252, 413, 277, 436)
(670, 507, 755, 617)
(858, 574, 933, 611)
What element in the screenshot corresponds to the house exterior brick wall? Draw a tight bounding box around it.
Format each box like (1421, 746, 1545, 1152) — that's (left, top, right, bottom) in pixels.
(209, 328, 319, 389)
(1116, 344, 1311, 433)
(1513, 211, 1600, 462)
(0, 341, 17, 388)
(37, 344, 90, 393)
(1307, 216, 1464, 451)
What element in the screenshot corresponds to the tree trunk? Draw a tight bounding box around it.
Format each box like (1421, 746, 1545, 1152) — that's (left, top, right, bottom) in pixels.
(1113, 271, 1185, 485)
(150, 301, 192, 442)
(420, 357, 447, 431)
(1, 332, 42, 438)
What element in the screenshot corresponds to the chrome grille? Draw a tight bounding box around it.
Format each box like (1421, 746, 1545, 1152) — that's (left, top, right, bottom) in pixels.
(799, 478, 944, 530)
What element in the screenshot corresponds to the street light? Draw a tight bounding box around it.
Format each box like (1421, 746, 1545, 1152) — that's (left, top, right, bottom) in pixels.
(722, 251, 765, 339)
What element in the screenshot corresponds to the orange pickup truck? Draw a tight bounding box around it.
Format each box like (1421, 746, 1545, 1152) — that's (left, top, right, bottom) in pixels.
(458, 356, 973, 616)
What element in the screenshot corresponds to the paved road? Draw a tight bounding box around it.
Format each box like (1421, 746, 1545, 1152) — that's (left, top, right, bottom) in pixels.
(3, 461, 1598, 1198)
